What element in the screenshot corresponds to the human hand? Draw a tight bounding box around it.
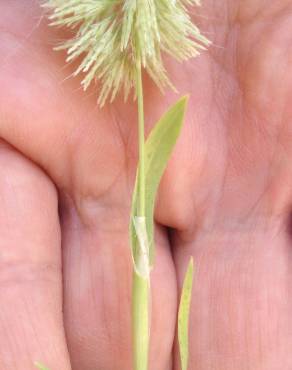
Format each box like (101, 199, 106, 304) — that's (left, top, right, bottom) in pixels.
(0, 1, 291, 369)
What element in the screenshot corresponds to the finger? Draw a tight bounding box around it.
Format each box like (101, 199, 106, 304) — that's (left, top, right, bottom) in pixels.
(0, 142, 71, 370)
(0, 0, 129, 195)
(173, 213, 292, 370)
(59, 190, 177, 370)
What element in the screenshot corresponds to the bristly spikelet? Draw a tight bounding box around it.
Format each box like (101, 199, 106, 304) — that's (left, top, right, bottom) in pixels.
(44, 0, 210, 106)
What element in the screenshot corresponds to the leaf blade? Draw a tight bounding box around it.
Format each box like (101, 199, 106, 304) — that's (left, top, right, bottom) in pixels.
(178, 257, 194, 370)
(35, 362, 50, 370)
(130, 96, 188, 275)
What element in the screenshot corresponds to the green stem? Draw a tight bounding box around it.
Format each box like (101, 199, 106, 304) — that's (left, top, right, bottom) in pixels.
(136, 62, 145, 217)
(132, 61, 149, 370)
(132, 271, 149, 370)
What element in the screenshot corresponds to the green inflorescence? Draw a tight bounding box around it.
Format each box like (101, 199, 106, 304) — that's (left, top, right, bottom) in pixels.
(44, 0, 210, 105)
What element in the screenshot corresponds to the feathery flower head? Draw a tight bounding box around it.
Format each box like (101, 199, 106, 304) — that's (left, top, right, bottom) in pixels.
(44, 0, 210, 106)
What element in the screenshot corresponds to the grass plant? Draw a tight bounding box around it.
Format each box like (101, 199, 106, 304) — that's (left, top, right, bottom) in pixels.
(38, 1, 210, 369)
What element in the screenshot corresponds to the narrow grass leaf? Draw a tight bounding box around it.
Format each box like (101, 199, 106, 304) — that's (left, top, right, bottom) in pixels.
(35, 362, 50, 370)
(130, 96, 188, 275)
(178, 257, 194, 370)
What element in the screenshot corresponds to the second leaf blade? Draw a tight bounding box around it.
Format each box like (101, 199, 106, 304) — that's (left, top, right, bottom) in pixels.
(130, 96, 188, 275)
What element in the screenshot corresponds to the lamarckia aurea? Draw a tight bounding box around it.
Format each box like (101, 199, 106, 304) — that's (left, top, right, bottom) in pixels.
(39, 1, 210, 370)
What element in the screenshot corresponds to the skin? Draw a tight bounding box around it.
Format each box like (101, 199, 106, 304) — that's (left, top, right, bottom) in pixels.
(0, 0, 291, 369)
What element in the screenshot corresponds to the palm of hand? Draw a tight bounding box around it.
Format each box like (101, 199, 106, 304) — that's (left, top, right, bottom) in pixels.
(0, 1, 291, 369)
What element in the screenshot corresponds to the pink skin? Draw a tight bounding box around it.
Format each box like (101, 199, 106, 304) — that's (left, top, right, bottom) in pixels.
(0, 1, 291, 369)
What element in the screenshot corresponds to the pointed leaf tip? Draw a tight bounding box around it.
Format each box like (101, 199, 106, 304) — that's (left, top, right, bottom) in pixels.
(35, 362, 50, 370)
